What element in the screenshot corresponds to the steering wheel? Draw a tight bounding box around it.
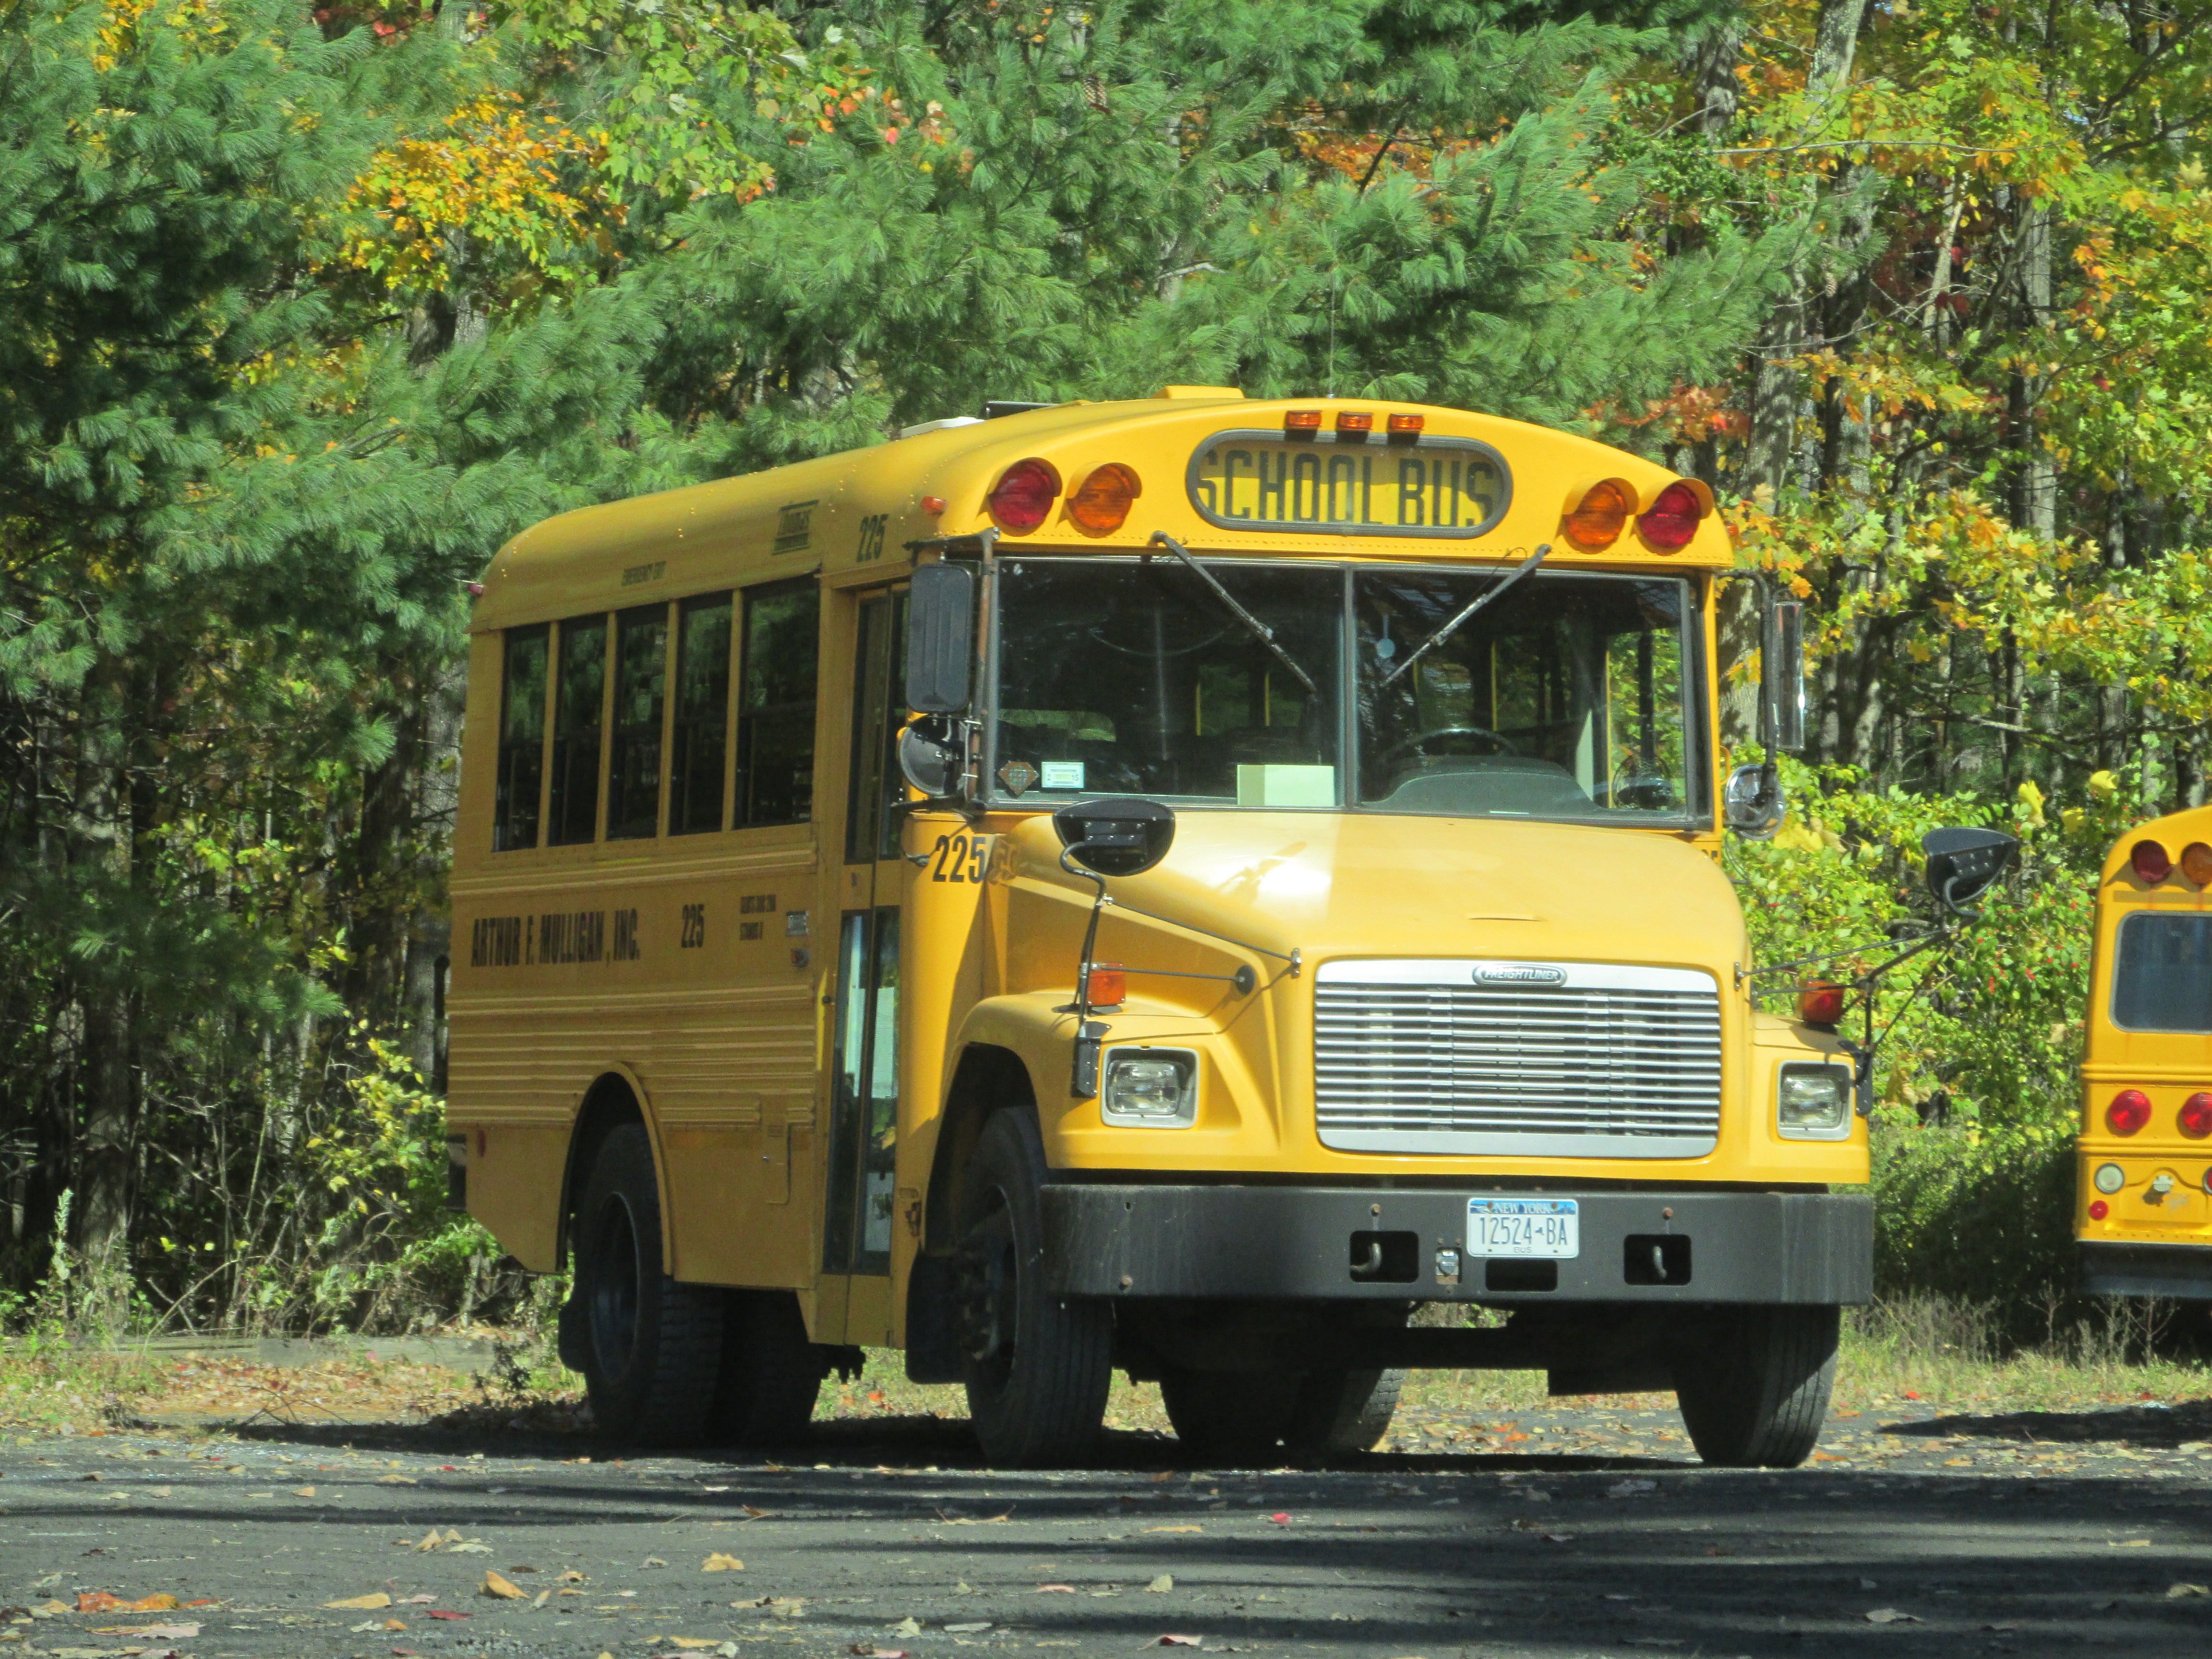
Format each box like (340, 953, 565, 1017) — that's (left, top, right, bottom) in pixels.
(1380, 725, 1522, 767)
(1608, 759, 1678, 810)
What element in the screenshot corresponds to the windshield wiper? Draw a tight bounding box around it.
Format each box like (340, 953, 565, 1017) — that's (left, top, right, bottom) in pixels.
(1379, 542, 1551, 689)
(1145, 532, 1317, 695)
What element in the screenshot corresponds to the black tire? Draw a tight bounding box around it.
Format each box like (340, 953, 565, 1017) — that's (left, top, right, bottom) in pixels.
(1160, 1368, 1303, 1461)
(1673, 1304, 1839, 1468)
(1288, 1368, 1405, 1454)
(711, 1290, 828, 1447)
(1163, 1367, 1404, 1459)
(573, 1123, 723, 1445)
(953, 1110, 1113, 1467)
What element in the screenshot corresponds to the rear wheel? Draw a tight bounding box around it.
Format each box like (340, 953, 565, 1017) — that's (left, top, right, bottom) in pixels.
(1162, 1367, 1404, 1460)
(711, 1290, 828, 1447)
(953, 1111, 1113, 1467)
(573, 1124, 723, 1445)
(1673, 1304, 1839, 1468)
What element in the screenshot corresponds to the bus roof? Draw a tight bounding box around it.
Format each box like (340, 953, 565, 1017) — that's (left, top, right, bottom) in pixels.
(470, 389, 1730, 632)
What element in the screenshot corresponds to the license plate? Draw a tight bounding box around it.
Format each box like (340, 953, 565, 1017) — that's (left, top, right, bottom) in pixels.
(1466, 1198, 1579, 1259)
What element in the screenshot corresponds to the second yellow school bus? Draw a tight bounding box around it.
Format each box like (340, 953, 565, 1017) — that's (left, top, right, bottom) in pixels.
(448, 387, 1869, 1467)
(2079, 809, 2212, 1296)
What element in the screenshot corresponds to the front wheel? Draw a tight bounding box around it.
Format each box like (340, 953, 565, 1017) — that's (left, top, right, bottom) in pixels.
(953, 1111, 1113, 1467)
(1673, 1304, 1839, 1468)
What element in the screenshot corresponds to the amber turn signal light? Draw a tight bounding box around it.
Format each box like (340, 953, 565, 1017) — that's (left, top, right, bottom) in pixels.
(1564, 479, 1634, 550)
(1066, 463, 1142, 536)
(1284, 409, 1322, 432)
(2183, 843, 2212, 886)
(1087, 963, 1126, 1006)
(1796, 980, 1847, 1027)
(1334, 410, 1373, 433)
(1386, 413, 1424, 435)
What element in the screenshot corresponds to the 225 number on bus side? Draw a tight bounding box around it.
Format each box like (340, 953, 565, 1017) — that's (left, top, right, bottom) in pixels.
(928, 832, 988, 884)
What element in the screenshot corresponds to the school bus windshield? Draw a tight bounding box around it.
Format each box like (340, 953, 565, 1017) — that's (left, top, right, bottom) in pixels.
(991, 557, 1700, 823)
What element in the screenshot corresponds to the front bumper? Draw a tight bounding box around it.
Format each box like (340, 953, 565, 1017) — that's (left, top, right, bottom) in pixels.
(1041, 1183, 1871, 1305)
(2081, 1240, 2212, 1298)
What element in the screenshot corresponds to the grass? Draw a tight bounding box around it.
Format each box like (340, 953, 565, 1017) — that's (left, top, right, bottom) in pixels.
(7, 1294, 2209, 1443)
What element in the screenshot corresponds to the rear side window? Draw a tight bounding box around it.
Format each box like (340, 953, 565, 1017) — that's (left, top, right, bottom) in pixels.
(548, 614, 607, 845)
(738, 581, 819, 827)
(495, 625, 548, 850)
(2112, 911, 2212, 1032)
(606, 605, 668, 840)
(671, 593, 733, 834)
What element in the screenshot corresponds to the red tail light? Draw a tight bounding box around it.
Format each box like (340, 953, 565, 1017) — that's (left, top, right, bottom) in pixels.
(2132, 840, 2173, 882)
(2108, 1089, 2153, 1135)
(985, 458, 1059, 534)
(1797, 980, 1847, 1027)
(2181, 1093, 2212, 1139)
(2089, 1200, 2110, 1220)
(1637, 480, 1706, 550)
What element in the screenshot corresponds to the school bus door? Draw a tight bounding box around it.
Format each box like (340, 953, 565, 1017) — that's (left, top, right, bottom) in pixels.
(818, 585, 908, 1346)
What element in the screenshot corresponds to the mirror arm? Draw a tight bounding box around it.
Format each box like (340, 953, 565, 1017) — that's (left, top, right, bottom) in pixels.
(1059, 845, 1113, 1098)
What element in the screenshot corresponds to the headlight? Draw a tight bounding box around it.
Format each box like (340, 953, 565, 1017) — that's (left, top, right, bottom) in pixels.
(1777, 1063, 1852, 1140)
(1100, 1048, 1198, 1128)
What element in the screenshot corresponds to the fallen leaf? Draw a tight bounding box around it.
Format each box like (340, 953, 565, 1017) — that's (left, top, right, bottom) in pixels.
(1144, 1525, 1202, 1534)
(944, 1622, 992, 1633)
(326, 1594, 394, 1611)
(667, 1639, 722, 1650)
(378, 1474, 417, 1485)
(1541, 1532, 1575, 1544)
(742, 1504, 771, 1518)
(411, 1530, 441, 1552)
(1865, 1609, 1921, 1624)
(294, 1486, 316, 1497)
(384, 1618, 408, 1630)
(448, 1540, 493, 1555)
(1154, 1637, 1203, 1648)
(396, 1595, 436, 1605)
(534, 1590, 551, 1607)
(35, 1600, 72, 1615)
(702, 1553, 745, 1572)
(2167, 1583, 2210, 1599)
(559, 1571, 587, 1584)
(644, 1556, 669, 1568)
(91, 1626, 198, 1640)
(426, 1610, 471, 1621)
(1266, 1512, 1291, 1524)
(1606, 1479, 1656, 1498)
(1035, 1584, 1076, 1593)
(1147, 1575, 1174, 1594)
(2116, 1539, 2151, 1548)
(849, 1648, 907, 1658)
(890, 1617, 924, 1635)
(481, 1572, 525, 1600)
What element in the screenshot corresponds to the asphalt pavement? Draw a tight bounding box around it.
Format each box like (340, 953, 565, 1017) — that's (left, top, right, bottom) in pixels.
(6, 1394, 2212, 1659)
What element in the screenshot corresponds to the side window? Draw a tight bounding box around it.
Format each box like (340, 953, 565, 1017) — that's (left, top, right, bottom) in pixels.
(606, 605, 669, 841)
(494, 625, 548, 851)
(737, 581, 819, 827)
(548, 614, 607, 845)
(670, 593, 733, 835)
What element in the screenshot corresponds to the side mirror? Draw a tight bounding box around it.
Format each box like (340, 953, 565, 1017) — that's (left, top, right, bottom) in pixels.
(897, 714, 964, 799)
(1052, 797, 1176, 878)
(1761, 595, 1805, 754)
(1722, 761, 1785, 839)
(1922, 826, 2018, 915)
(905, 560, 975, 714)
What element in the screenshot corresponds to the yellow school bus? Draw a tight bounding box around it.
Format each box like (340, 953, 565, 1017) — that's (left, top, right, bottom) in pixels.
(2079, 809, 2212, 1296)
(450, 387, 1875, 1469)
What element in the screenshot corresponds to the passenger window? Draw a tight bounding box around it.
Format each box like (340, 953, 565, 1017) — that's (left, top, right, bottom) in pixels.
(548, 614, 607, 845)
(494, 625, 547, 851)
(606, 605, 668, 841)
(670, 593, 733, 835)
(738, 581, 819, 827)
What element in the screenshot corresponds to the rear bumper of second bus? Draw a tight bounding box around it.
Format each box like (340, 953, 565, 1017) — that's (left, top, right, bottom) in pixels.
(2080, 1240, 2212, 1298)
(1041, 1183, 1871, 1305)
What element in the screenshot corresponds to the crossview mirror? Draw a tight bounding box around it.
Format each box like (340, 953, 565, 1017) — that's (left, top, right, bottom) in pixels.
(905, 560, 975, 714)
(1761, 595, 1805, 754)
(897, 714, 964, 799)
(1722, 761, 1785, 840)
(1922, 826, 2018, 915)
(1052, 797, 1176, 878)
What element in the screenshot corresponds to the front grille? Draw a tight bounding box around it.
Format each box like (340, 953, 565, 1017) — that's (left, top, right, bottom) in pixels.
(1314, 959, 1722, 1158)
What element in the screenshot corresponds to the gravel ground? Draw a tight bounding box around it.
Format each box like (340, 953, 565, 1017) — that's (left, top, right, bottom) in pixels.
(7, 1386, 2212, 1659)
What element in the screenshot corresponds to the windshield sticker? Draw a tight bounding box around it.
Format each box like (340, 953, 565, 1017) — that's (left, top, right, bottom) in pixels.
(998, 759, 1039, 795)
(1040, 760, 1085, 790)
(1187, 430, 1510, 538)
